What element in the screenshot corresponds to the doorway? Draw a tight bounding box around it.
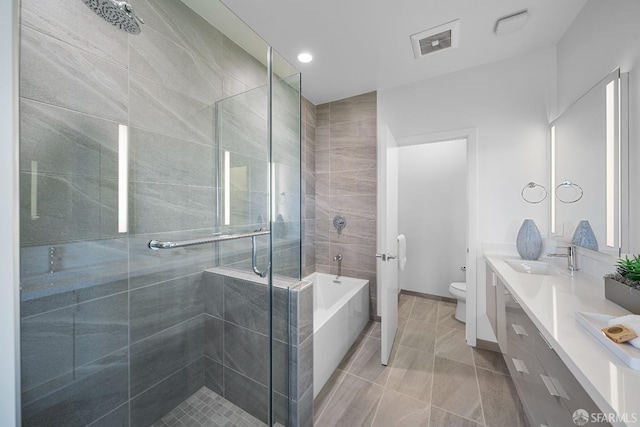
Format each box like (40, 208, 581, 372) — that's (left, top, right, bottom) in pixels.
(398, 139, 467, 297)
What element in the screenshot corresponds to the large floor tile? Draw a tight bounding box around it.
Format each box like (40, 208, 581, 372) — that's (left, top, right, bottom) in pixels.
(347, 337, 389, 385)
(386, 345, 434, 403)
(398, 294, 415, 319)
(409, 298, 438, 323)
(437, 301, 465, 331)
(313, 368, 346, 423)
(476, 367, 525, 427)
(400, 319, 436, 353)
(430, 406, 484, 427)
(472, 347, 509, 375)
(371, 389, 430, 427)
(431, 357, 484, 424)
(314, 373, 383, 427)
(434, 325, 474, 366)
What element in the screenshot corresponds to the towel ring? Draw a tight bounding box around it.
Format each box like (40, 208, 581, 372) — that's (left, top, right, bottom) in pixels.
(555, 180, 583, 203)
(521, 182, 547, 204)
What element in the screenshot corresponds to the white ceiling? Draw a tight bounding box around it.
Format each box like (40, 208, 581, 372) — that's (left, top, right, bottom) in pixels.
(220, 0, 587, 105)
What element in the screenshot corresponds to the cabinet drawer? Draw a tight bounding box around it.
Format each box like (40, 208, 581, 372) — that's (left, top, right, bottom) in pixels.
(533, 330, 606, 423)
(505, 291, 535, 357)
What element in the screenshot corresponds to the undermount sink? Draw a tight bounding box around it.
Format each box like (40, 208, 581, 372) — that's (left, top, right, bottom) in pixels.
(505, 259, 569, 277)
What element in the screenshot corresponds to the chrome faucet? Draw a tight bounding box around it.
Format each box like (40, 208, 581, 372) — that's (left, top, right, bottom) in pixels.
(547, 245, 578, 273)
(333, 254, 343, 282)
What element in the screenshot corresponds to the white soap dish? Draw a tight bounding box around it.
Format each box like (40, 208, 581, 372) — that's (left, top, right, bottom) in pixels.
(575, 312, 640, 370)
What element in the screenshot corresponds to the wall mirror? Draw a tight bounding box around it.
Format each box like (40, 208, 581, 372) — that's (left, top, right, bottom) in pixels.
(550, 69, 629, 256)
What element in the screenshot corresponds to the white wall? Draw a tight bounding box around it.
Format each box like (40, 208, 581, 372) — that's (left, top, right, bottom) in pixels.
(556, 0, 640, 254)
(398, 140, 467, 297)
(0, 0, 20, 424)
(379, 47, 555, 340)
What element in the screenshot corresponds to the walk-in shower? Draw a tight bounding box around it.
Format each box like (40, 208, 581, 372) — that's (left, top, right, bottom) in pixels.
(18, 0, 304, 425)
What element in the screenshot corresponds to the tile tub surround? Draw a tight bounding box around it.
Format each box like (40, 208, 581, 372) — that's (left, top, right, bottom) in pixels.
(204, 268, 313, 427)
(314, 294, 526, 427)
(302, 97, 317, 278)
(315, 91, 378, 317)
(18, 0, 279, 426)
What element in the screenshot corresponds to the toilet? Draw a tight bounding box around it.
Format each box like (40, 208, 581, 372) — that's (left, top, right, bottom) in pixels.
(449, 282, 467, 323)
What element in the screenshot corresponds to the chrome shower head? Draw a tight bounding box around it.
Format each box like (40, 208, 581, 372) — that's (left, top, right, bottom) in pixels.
(82, 0, 144, 35)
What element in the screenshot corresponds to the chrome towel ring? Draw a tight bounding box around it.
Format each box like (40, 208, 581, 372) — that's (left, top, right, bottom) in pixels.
(521, 182, 548, 204)
(555, 180, 583, 203)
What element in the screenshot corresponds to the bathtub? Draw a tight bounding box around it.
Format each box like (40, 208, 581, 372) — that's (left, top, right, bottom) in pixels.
(303, 272, 370, 398)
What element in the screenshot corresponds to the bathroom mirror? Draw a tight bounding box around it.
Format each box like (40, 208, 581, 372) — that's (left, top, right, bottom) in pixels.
(550, 69, 629, 256)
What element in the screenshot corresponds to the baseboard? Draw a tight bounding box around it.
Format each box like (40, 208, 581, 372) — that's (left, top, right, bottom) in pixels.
(400, 289, 456, 304)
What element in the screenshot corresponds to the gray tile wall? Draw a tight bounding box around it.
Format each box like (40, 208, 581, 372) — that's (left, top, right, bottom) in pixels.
(19, 0, 280, 425)
(203, 269, 313, 426)
(314, 92, 378, 316)
(302, 98, 317, 277)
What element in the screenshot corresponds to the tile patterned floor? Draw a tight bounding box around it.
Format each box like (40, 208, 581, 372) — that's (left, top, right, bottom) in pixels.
(314, 293, 527, 427)
(151, 387, 266, 427)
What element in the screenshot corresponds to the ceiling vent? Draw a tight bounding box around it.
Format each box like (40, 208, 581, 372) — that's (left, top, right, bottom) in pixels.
(410, 19, 460, 59)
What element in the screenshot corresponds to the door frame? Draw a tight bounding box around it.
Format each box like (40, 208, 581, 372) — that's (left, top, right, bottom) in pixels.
(395, 127, 478, 346)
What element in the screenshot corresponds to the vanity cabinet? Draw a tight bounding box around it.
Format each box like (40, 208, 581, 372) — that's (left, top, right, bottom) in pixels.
(491, 266, 611, 427)
(486, 266, 498, 338)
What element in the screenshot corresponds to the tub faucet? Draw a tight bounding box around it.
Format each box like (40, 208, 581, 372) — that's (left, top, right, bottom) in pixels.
(547, 245, 578, 273)
(333, 254, 343, 282)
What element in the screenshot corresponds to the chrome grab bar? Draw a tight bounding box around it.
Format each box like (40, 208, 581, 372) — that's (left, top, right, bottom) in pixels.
(252, 233, 269, 278)
(148, 229, 270, 278)
(148, 230, 271, 250)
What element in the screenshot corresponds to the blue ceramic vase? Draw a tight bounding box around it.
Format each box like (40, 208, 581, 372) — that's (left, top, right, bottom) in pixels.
(571, 220, 598, 251)
(516, 219, 543, 260)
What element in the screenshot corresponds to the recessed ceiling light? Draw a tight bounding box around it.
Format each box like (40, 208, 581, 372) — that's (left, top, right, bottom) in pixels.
(297, 52, 313, 63)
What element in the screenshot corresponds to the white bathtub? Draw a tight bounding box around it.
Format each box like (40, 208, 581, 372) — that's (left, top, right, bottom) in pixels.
(304, 272, 370, 398)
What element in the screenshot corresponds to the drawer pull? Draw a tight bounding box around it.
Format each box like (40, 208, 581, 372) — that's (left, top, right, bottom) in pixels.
(539, 332, 553, 349)
(540, 374, 570, 399)
(512, 324, 528, 336)
(512, 358, 529, 374)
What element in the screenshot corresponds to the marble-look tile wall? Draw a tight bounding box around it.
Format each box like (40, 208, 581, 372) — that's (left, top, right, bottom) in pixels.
(218, 77, 302, 280)
(302, 98, 317, 277)
(203, 269, 313, 426)
(18, 0, 270, 425)
(315, 92, 378, 317)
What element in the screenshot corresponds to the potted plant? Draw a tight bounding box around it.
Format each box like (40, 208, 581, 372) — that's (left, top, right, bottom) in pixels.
(604, 255, 640, 314)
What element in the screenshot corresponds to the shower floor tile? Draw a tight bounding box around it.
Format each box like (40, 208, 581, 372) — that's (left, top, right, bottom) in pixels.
(152, 387, 266, 427)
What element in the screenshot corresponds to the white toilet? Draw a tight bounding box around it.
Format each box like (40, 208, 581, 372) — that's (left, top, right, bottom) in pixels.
(449, 282, 467, 323)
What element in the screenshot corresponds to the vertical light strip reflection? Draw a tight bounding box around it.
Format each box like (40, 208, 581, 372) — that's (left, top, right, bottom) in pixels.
(618, 79, 622, 247)
(118, 124, 129, 233)
(224, 151, 230, 226)
(551, 125, 556, 234)
(30, 160, 39, 220)
(606, 81, 615, 247)
(610, 362, 619, 411)
(552, 287, 558, 337)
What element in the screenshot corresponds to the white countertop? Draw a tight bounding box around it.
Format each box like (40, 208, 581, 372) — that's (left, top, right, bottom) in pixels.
(485, 254, 640, 427)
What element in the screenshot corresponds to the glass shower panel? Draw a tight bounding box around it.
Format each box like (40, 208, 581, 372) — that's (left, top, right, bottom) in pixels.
(271, 50, 302, 281)
(18, 0, 299, 425)
(217, 85, 270, 271)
